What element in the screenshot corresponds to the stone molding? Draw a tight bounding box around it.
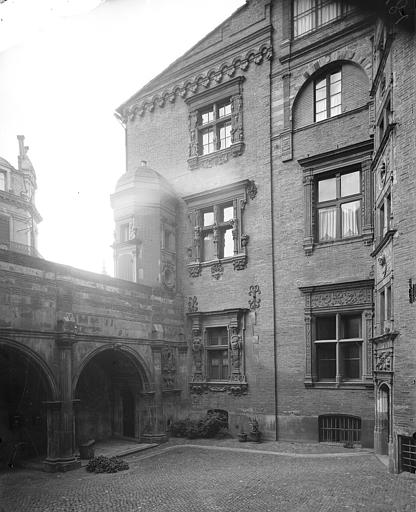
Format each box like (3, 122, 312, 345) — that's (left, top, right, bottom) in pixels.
(121, 44, 272, 121)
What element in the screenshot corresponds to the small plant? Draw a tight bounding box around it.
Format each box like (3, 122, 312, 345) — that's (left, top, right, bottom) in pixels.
(248, 416, 261, 442)
(86, 455, 129, 473)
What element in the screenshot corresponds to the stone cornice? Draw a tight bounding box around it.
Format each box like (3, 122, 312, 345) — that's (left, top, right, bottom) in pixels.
(117, 42, 272, 122)
(0, 190, 42, 223)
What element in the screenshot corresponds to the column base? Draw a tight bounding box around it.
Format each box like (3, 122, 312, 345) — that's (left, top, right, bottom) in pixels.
(43, 457, 81, 472)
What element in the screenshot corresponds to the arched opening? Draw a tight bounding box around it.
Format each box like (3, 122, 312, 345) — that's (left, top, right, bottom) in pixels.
(74, 348, 146, 446)
(0, 343, 53, 467)
(376, 383, 391, 455)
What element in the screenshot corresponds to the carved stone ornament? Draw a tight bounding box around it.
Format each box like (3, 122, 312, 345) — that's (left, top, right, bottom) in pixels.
(247, 180, 257, 200)
(187, 296, 198, 313)
(375, 349, 393, 372)
(121, 44, 273, 121)
(161, 348, 176, 389)
(310, 288, 372, 309)
(241, 234, 249, 247)
(230, 94, 243, 143)
(187, 263, 201, 278)
(211, 262, 224, 280)
(233, 254, 247, 271)
(188, 110, 199, 157)
(248, 285, 261, 310)
(162, 262, 176, 290)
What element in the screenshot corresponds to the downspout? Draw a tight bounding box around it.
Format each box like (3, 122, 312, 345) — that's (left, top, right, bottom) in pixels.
(268, 1, 278, 441)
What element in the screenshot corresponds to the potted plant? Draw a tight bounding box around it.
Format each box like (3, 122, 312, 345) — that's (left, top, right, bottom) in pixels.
(248, 416, 261, 443)
(238, 430, 248, 442)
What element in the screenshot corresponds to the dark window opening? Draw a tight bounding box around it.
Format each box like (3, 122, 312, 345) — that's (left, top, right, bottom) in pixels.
(319, 414, 361, 443)
(399, 436, 416, 473)
(206, 327, 229, 381)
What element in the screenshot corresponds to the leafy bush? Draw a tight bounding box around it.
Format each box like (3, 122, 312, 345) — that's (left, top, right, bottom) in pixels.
(169, 412, 228, 439)
(86, 455, 129, 473)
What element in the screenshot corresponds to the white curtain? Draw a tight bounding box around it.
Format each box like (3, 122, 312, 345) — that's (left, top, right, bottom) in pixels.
(342, 201, 360, 237)
(294, 0, 313, 36)
(319, 207, 337, 241)
(320, 1, 340, 25)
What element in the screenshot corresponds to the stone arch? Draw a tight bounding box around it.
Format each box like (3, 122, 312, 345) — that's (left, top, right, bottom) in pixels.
(0, 337, 58, 400)
(73, 343, 153, 393)
(290, 51, 371, 121)
(73, 344, 154, 444)
(0, 337, 58, 461)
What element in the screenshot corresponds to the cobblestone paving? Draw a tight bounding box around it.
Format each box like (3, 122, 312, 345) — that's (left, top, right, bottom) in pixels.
(1, 443, 416, 512)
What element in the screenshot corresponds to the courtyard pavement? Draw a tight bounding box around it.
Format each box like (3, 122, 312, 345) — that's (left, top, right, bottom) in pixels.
(1, 439, 416, 512)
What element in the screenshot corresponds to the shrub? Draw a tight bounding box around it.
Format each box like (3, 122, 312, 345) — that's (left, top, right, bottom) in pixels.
(169, 412, 228, 439)
(86, 455, 129, 473)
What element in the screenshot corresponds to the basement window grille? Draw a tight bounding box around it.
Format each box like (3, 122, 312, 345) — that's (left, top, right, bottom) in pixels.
(319, 414, 361, 443)
(399, 436, 416, 473)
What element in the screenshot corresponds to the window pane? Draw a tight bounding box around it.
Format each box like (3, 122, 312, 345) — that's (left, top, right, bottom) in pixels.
(315, 86, 326, 101)
(219, 122, 232, 150)
(316, 111, 327, 122)
(203, 210, 214, 226)
(316, 316, 336, 340)
(330, 104, 341, 117)
(341, 342, 361, 379)
(316, 99, 327, 114)
(318, 177, 336, 202)
(317, 343, 336, 380)
(318, 207, 337, 241)
(202, 128, 214, 155)
(341, 315, 361, 339)
(208, 349, 228, 380)
(330, 93, 341, 108)
(294, 0, 314, 36)
(320, 1, 341, 25)
(330, 80, 341, 95)
(330, 70, 341, 84)
(120, 223, 129, 242)
(207, 327, 228, 346)
(341, 200, 360, 238)
(201, 109, 214, 125)
(0, 173, 5, 191)
(222, 205, 233, 222)
(341, 171, 360, 197)
(203, 232, 215, 261)
(222, 228, 234, 258)
(218, 102, 231, 118)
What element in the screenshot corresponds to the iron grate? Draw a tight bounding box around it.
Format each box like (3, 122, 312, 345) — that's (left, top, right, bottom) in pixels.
(399, 436, 416, 473)
(319, 414, 361, 443)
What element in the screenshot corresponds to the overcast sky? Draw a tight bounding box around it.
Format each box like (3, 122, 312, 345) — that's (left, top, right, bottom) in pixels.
(0, 0, 244, 275)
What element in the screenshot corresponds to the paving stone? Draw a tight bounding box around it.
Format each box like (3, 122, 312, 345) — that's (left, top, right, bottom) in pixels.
(1, 442, 416, 512)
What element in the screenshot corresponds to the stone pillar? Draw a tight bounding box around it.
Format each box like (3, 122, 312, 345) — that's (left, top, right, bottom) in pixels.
(303, 169, 314, 255)
(44, 324, 80, 472)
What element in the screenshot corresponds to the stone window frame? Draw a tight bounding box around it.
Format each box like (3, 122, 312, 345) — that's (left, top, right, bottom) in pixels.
(298, 140, 373, 255)
(300, 280, 374, 389)
(188, 308, 248, 396)
(0, 170, 6, 191)
(185, 180, 253, 277)
(186, 77, 244, 170)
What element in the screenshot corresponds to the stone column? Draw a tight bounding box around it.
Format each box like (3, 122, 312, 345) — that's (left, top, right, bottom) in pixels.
(303, 170, 314, 255)
(44, 324, 80, 472)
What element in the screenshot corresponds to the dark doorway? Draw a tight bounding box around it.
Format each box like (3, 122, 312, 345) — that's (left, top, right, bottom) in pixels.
(75, 349, 142, 446)
(122, 388, 135, 438)
(0, 345, 50, 467)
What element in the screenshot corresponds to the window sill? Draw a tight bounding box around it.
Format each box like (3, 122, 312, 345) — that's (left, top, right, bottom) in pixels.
(190, 377, 248, 396)
(187, 253, 247, 278)
(188, 142, 245, 170)
(305, 380, 373, 390)
(304, 233, 372, 255)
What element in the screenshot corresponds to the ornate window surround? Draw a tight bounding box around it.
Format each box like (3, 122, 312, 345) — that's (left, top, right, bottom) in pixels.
(298, 140, 373, 255)
(185, 77, 244, 170)
(188, 308, 248, 396)
(300, 280, 374, 389)
(185, 180, 255, 277)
